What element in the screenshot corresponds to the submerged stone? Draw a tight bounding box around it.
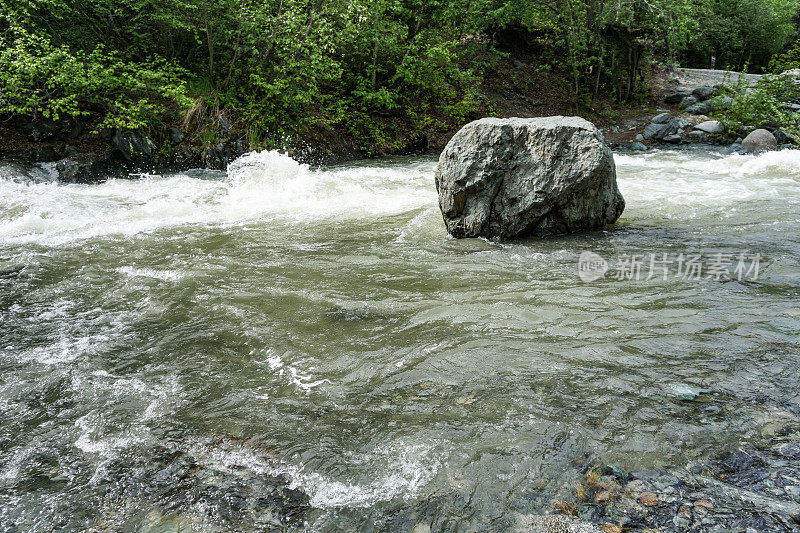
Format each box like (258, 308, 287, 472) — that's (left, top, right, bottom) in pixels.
(667, 382, 705, 400)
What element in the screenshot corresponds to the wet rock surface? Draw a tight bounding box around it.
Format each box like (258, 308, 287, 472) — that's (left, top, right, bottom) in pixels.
(90, 443, 310, 531)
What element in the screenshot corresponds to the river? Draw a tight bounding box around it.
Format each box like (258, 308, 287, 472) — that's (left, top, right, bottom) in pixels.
(1, 148, 799, 531)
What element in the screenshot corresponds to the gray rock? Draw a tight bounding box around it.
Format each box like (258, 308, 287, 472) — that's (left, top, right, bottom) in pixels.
(652, 112, 673, 124)
(686, 102, 711, 115)
(435, 116, 625, 240)
(644, 117, 689, 141)
(712, 95, 734, 110)
(663, 134, 682, 144)
(202, 140, 247, 170)
(512, 514, 603, 533)
(695, 120, 725, 134)
(685, 131, 708, 142)
(664, 92, 690, 104)
(112, 129, 156, 163)
(773, 128, 797, 145)
(693, 85, 717, 100)
(680, 95, 699, 108)
(643, 123, 669, 140)
(53, 154, 112, 183)
(784, 103, 800, 112)
(169, 127, 185, 144)
(630, 142, 648, 151)
(670, 117, 692, 129)
(728, 143, 746, 154)
(741, 129, 778, 153)
(635, 134, 644, 141)
(673, 516, 692, 529)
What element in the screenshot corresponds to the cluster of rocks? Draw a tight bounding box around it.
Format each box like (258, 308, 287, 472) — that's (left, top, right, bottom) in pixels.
(635, 112, 725, 148)
(633, 79, 800, 153)
(663, 85, 727, 116)
(549, 439, 800, 532)
(92, 443, 310, 530)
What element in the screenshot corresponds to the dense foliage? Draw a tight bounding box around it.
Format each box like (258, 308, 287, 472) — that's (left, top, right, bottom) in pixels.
(1, 0, 799, 153)
(712, 73, 800, 139)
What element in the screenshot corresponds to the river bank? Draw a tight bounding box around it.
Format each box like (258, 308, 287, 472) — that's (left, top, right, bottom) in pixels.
(0, 59, 752, 182)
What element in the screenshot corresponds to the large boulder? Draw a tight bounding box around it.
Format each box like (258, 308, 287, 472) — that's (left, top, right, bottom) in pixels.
(741, 129, 778, 153)
(434, 117, 625, 240)
(52, 153, 116, 183)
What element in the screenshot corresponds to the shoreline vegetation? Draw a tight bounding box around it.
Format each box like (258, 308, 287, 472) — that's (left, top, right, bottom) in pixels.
(3, 0, 800, 175)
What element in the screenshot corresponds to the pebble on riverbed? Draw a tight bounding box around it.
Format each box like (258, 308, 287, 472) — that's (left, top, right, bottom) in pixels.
(551, 429, 800, 532)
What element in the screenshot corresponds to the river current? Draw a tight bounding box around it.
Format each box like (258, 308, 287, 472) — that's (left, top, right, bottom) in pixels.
(1, 148, 799, 531)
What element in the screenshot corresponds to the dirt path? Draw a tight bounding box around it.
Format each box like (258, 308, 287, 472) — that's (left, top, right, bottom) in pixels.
(668, 68, 762, 93)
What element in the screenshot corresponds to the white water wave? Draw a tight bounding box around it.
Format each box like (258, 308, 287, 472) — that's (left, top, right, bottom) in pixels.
(191, 438, 444, 509)
(0, 150, 436, 246)
(2, 148, 799, 245)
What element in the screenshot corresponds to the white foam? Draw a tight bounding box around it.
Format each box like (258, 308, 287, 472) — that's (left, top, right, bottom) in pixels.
(0, 150, 437, 246)
(3, 148, 798, 246)
(116, 266, 184, 282)
(262, 349, 331, 391)
(614, 149, 800, 218)
(192, 438, 443, 508)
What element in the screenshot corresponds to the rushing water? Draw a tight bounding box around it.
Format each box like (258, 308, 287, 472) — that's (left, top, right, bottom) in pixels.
(1, 148, 799, 531)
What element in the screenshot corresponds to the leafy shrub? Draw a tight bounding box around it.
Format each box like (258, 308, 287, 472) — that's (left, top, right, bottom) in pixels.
(769, 39, 800, 73)
(712, 73, 800, 137)
(0, 27, 191, 129)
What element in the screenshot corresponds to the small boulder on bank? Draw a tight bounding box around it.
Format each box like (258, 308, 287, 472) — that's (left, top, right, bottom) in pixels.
(651, 112, 673, 124)
(664, 92, 690, 104)
(692, 85, 717, 100)
(773, 128, 797, 145)
(112, 128, 156, 164)
(435, 117, 625, 240)
(686, 102, 711, 115)
(643, 117, 690, 141)
(741, 129, 778, 153)
(694, 120, 724, 134)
